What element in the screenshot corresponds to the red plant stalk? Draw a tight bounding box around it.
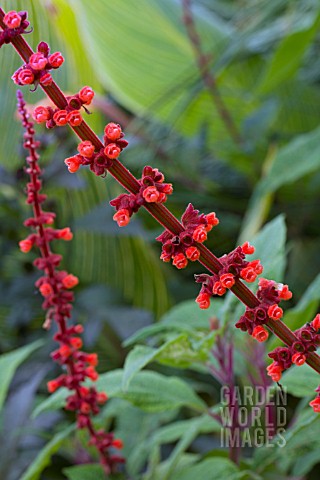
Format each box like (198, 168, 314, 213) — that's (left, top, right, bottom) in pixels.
(16, 89, 124, 474)
(1, 8, 319, 412)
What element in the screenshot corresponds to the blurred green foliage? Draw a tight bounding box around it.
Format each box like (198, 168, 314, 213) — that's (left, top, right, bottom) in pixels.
(1, 0, 320, 478)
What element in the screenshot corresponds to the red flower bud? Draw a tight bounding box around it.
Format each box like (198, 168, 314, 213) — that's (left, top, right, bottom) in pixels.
(113, 209, 130, 227)
(33, 106, 50, 123)
(86, 353, 98, 366)
(47, 379, 60, 393)
(252, 325, 269, 342)
(77, 140, 95, 158)
(292, 353, 306, 366)
(104, 143, 121, 159)
(3, 10, 22, 29)
(212, 281, 226, 296)
(185, 246, 200, 261)
(172, 253, 188, 269)
(29, 53, 48, 71)
(70, 337, 83, 350)
(57, 227, 73, 241)
(142, 186, 160, 203)
(219, 273, 235, 289)
(17, 68, 34, 85)
(161, 184, 173, 195)
(85, 366, 99, 381)
(309, 397, 320, 413)
(268, 304, 283, 320)
(53, 110, 68, 126)
(112, 439, 123, 449)
(80, 402, 91, 414)
(195, 292, 210, 309)
(39, 72, 53, 86)
(48, 52, 64, 68)
(62, 274, 79, 289)
(192, 226, 207, 243)
(19, 238, 33, 253)
(59, 344, 72, 359)
(241, 241, 255, 255)
(39, 283, 54, 297)
(64, 155, 82, 173)
(104, 122, 122, 141)
(79, 86, 95, 105)
(67, 111, 83, 127)
(97, 392, 108, 404)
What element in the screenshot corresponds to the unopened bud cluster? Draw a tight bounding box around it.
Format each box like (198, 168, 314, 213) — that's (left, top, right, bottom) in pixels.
(0, 10, 30, 47)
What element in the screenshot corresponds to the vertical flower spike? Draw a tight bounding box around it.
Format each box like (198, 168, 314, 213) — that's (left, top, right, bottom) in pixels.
(17, 91, 124, 474)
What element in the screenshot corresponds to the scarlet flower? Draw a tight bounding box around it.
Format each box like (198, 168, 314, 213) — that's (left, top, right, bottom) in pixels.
(3, 10, 22, 29)
(59, 344, 72, 359)
(312, 314, 320, 331)
(97, 392, 108, 404)
(205, 212, 219, 231)
(67, 111, 83, 127)
(64, 155, 82, 173)
(79, 86, 95, 105)
(113, 209, 130, 227)
(309, 397, 320, 413)
(196, 292, 210, 309)
(192, 226, 207, 243)
(57, 227, 73, 241)
(70, 337, 83, 349)
(292, 353, 306, 366)
(33, 106, 50, 123)
(104, 143, 121, 159)
(112, 439, 124, 449)
(62, 274, 79, 289)
(172, 253, 188, 269)
(185, 246, 200, 261)
(104, 122, 122, 141)
(266, 362, 282, 382)
(53, 110, 68, 126)
(39, 283, 54, 297)
(39, 72, 53, 86)
(277, 284, 292, 300)
(142, 186, 160, 203)
(212, 281, 226, 296)
(48, 52, 64, 68)
(77, 140, 95, 158)
(47, 379, 60, 393)
(161, 183, 173, 195)
(29, 52, 47, 70)
(17, 68, 34, 85)
(86, 353, 98, 366)
(268, 304, 283, 320)
(19, 238, 33, 253)
(241, 241, 255, 255)
(219, 273, 235, 289)
(80, 402, 91, 414)
(252, 325, 268, 342)
(249, 259, 263, 275)
(85, 366, 99, 381)
(240, 267, 257, 283)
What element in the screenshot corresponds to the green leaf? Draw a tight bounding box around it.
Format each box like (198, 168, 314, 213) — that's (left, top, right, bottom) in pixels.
(20, 425, 74, 480)
(257, 14, 320, 94)
(282, 363, 320, 397)
(64, 464, 125, 480)
(170, 457, 239, 480)
(0, 340, 44, 411)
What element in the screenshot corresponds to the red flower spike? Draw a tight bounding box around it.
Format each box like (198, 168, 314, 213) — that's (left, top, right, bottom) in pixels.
(142, 186, 160, 203)
(252, 325, 269, 342)
(104, 122, 122, 141)
(39, 283, 54, 297)
(19, 238, 33, 253)
(192, 226, 207, 243)
(312, 314, 320, 331)
(62, 274, 79, 289)
(241, 241, 255, 255)
(268, 304, 283, 320)
(77, 140, 95, 158)
(292, 353, 306, 366)
(212, 281, 227, 296)
(104, 143, 121, 159)
(29, 52, 47, 70)
(57, 227, 73, 241)
(220, 273, 235, 289)
(53, 110, 68, 126)
(196, 292, 210, 309)
(3, 10, 22, 29)
(79, 86, 95, 105)
(17, 68, 34, 85)
(185, 246, 200, 261)
(67, 111, 83, 127)
(172, 253, 188, 269)
(113, 208, 130, 227)
(48, 52, 64, 68)
(64, 155, 82, 173)
(309, 397, 320, 413)
(240, 267, 257, 283)
(32, 106, 50, 123)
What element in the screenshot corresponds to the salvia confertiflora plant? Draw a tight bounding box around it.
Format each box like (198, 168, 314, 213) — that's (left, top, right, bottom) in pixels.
(1, 5, 320, 478)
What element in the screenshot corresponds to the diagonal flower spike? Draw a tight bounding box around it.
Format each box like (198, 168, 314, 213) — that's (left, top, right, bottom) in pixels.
(1, 7, 319, 406)
(16, 90, 124, 474)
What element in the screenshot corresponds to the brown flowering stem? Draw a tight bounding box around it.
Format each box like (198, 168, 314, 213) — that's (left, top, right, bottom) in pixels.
(1, 9, 320, 376)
